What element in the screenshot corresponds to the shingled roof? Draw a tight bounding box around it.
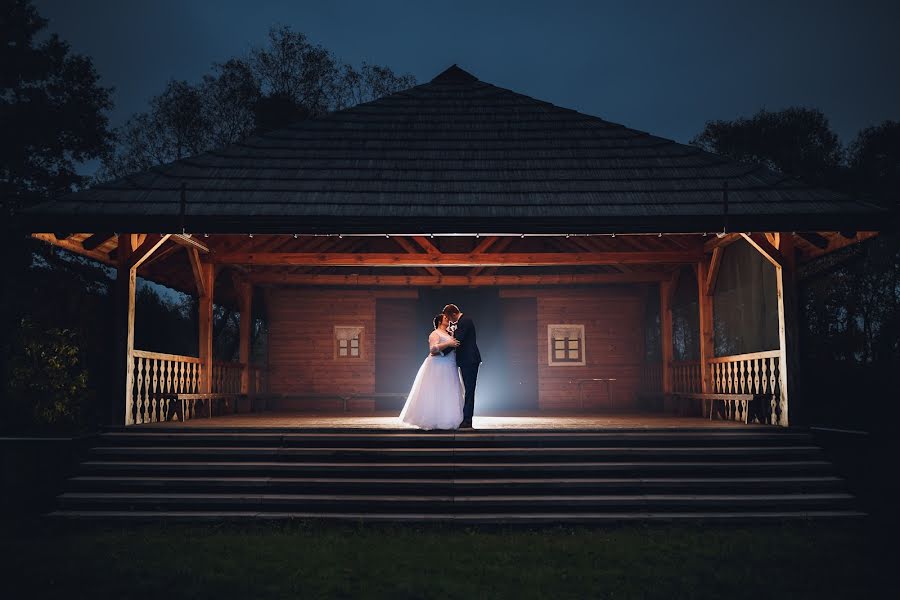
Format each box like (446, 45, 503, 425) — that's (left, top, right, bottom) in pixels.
(23, 65, 886, 233)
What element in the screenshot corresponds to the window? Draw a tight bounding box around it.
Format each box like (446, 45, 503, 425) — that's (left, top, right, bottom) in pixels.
(548, 324, 585, 366)
(334, 326, 364, 359)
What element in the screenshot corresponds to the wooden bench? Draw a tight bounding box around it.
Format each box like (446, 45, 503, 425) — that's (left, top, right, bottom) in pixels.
(151, 392, 246, 421)
(667, 392, 757, 423)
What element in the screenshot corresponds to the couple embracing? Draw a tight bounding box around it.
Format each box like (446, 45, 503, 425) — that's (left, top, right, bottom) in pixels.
(399, 304, 481, 430)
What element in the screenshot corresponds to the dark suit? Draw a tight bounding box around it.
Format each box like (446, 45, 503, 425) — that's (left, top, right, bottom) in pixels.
(452, 316, 481, 422)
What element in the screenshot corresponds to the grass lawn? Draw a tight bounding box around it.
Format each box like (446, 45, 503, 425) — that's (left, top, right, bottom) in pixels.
(0, 518, 895, 599)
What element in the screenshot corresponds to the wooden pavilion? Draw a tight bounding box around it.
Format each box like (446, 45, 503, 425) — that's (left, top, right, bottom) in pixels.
(21, 65, 889, 428)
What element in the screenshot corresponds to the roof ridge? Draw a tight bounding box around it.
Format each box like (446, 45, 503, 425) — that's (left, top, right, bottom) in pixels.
(431, 64, 479, 83)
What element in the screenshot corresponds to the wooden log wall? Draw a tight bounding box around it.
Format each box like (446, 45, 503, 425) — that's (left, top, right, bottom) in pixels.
(268, 285, 648, 413)
(501, 286, 647, 411)
(266, 288, 417, 410)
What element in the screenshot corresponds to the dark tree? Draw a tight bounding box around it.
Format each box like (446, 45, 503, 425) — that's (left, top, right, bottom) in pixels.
(102, 25, 416, 179)
(1, 0, 113, 213)
(690, 107, 843, 186)
(1, 0, 115, 431)
(847, 120, 900, 207)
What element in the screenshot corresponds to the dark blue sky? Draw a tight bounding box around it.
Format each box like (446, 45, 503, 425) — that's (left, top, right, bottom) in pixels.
(36, 0, 900, 151)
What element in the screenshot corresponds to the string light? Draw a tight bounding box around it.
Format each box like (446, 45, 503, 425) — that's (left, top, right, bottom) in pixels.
(248, 233, 254, 238)
(293, 233, 298, 239)
(338, 233, 343, 239)
(203, 233, 209, 238)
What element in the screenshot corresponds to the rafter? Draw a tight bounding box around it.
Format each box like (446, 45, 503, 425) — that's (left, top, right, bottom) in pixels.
(705, 247, 723, 296)
(394, 236, 441, 276)
(796, 232, 828, 250)
(411, 236, 442, 255)
(703, 232, 742, 253)
(212, 250, 703, 267)
(126, 234, 172, 271)
(82, 232, 115, 251)
(188, 248, 207, 297)
(740, 233, 784, 268)
(470, 237, 513, 276)
(471, 236, 499, 254)
(247, 272, 670, 287)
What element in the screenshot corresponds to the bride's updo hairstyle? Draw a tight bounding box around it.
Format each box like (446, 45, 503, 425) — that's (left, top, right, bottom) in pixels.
(433, 313, 445, 330)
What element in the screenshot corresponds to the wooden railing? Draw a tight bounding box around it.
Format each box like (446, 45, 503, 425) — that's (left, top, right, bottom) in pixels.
(640, 362, 663, 394)
(129, 352, 269, 425)
(249, 364, 268, 395)
(212, 361, 242, 394)
(130, 350, 202, 425)
(708, 350, 782, 424)
(671, 360, 702, 394)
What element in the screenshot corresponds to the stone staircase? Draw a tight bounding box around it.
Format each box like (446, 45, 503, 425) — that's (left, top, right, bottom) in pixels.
(49, 427, 865, 523)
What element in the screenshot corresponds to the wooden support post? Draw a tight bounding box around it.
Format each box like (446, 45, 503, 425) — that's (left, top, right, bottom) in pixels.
(659, 278, 674, 398)
(113, 234, 136, 427)
(198, 263, 215, 395)
(238, 279, 253, 405)
(697, 258, 715, 400)
(776, 234, 800, 426)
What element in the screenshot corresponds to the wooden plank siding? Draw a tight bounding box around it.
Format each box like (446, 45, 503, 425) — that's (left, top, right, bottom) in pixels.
(503, 286, 647, 411)
(266, 288, 419, 411)
(268, 285, 650, 413)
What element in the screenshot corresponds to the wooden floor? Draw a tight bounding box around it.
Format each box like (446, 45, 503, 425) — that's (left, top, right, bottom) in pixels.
(135, 411, 758, 430)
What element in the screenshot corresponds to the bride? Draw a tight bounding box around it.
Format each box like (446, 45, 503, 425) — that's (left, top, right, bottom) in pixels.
(399, 313, 464, 430)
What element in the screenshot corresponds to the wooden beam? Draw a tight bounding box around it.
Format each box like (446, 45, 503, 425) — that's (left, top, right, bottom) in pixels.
(799, 231, 878, 261)
(697, 257, 714, 397)
(703, 232, 742, 253)
(764, 232, 781, 249)
(139, 242, 181, 269)
(705, 247, 723, 296)
(796, 232, 829, 250)
(411, 236, 442, 255)
(31, 233, 116, 265)
(775, 233, 799, 427)
(238, 280, 252, 400)
(246, 272, 670, 287)
(470, 237, 513, 276)
(739, 233, 784, 268)
(659, 279, 674, 395)
(198, 263, 215, 394)
(471, 236, 499, 254)
(212, 251, 702, 267)
(170, 233, 210, 253)
(125, 234, 172, 271)
(187, 248, 207, 297)
(81, 232, 114, 251)
(113, 234, 136, 427)
(393, 236, 441, 276)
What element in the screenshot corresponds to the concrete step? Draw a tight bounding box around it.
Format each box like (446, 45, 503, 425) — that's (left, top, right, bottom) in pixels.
(88, 445, 824, 462)
(67, 475, 847, 494)
(98, 430, 815, 448)
(56, 491, 856, 513)
(77, 459, 836, 477)
(48, 509, 868, 523)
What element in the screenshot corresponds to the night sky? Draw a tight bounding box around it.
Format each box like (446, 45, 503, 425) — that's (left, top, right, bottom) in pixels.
(35, 0, 900, 171)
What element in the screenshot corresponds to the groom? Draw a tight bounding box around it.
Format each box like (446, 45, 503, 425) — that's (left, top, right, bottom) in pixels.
(442, 304, 481, 429)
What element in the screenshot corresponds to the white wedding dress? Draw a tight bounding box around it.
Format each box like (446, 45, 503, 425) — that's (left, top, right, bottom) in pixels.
(399, 330, 465, 430)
